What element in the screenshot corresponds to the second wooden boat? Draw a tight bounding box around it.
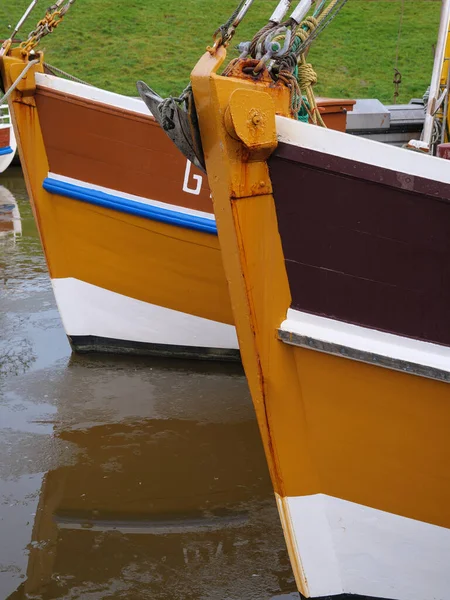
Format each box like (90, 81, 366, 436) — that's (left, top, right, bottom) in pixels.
(170, 0, 450, 597)
(0, 1, 422, 360)
(0, 1, 353, 359)
(0, 103, 16, 174)
(0, 46, 241, 359)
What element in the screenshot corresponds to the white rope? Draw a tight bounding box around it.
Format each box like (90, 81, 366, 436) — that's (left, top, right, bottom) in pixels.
(0, 59, 39, 106)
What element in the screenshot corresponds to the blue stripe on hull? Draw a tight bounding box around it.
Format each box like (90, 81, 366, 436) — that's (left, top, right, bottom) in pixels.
(42, 177, 218, 235)
(0, 146, 13, 156)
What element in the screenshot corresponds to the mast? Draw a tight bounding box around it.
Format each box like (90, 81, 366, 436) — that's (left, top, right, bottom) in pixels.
(416, 0, 450, 151)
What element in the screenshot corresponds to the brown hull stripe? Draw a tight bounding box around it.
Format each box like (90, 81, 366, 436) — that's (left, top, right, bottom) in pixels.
(269, 143, 450, 347)
(0, 127, 10, 148)
(35, 87, 213, 214)
(274, 141, 450, 202)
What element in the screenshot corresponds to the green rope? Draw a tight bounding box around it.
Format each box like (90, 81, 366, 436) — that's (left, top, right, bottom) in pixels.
(297, 97, 310, 122)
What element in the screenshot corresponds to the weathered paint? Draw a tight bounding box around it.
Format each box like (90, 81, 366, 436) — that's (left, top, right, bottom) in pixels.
(191, 46, 450, 598)
(0, 50, 234, 337)
(191, 48, 312, 592)
(34, 86, 213, 214)
(269, 142, 450, 347)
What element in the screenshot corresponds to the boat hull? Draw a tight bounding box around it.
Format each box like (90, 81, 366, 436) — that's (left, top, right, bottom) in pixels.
(0, 53, 239, 360)
(55, 277, 238, 360)
(189, 50, 450, 600)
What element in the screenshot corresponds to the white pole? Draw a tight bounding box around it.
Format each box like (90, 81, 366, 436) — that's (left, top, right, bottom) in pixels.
(232, 0, 257, 27)
(270, 0, 292, 24)
(11, 0, 39, 40)
(421, 0, 450, 149)
(290, 0, 313, 25)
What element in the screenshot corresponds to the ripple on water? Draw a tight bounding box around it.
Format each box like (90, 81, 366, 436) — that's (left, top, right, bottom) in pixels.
(0, 169, 298, 599)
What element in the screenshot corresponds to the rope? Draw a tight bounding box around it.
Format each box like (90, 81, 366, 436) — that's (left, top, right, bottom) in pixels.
(0, 59, 40, 106)
(43, 62, 91, 85)
(249, 22, 277, 57)
(212, 0, 254, 49)
(274, 12, 325, 126)
(278, 70, 302, 116)
(294, 0, 349, 56)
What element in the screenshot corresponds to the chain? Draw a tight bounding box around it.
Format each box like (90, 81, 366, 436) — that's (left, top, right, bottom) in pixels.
(20, 0, 76, 55)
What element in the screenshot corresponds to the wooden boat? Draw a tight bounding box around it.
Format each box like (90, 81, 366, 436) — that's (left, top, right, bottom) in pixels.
(0, 5, 355, 360)
(0, 46, 241, 359)
(0, 103, 16, 173)
(0, 2, 426, 360)
(168, 0, 450, 597)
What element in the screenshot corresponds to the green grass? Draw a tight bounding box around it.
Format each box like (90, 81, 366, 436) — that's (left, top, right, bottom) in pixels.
(0, 0, 442, 103)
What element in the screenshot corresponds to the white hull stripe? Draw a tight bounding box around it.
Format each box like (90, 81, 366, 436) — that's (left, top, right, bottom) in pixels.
(275, 115, 450, 188)
(47, 173, 214, 220)
(279, 309, 450, 382)
(52, 278, 239, 350)
(281, 492, 450, 600)
(35, 72, 150, 116)
(44, 173, 217, 235)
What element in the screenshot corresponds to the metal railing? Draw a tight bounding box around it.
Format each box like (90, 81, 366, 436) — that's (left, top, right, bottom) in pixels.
(0, 104, 11, 126)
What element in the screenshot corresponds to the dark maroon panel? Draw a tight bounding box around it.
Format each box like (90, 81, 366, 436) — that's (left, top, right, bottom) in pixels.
(269, 142, 450, 347)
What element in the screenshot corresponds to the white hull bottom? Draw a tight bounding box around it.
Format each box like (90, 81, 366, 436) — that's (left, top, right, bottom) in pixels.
(277, 492, 450, 600)
(0, 149, 16, 174)
(52, 278, 239, 359)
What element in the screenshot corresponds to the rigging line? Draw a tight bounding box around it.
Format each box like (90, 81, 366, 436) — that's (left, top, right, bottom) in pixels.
(294, 0, 349, 56)
(43, 62, 91, 86)
(394, 0, 405, 72)
(213, 0, 256, 46)
(12, 0, 39, 40)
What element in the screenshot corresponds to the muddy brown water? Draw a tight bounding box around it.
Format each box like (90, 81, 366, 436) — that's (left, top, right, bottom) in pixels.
(0, 167, 299, 600)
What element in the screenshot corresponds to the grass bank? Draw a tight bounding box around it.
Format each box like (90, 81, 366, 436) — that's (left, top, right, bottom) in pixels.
(0, 0, 441, 103)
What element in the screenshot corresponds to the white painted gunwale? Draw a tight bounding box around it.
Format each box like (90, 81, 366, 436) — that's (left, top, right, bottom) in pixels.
(47, 172, 215, 221)
(280, 309, 450, 379)
(275, 114, 450, 187)
(52, 278, 238, 350)
(35, 72, 151, 117)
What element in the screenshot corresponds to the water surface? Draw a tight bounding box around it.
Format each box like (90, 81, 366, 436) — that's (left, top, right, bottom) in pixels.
(0, 168, 298, 599)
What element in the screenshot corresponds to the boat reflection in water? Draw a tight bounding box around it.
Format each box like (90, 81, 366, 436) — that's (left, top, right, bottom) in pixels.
(0, 185, 21, 239)
(5, 354, 297, 599)
(0, 171, 297, 600)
